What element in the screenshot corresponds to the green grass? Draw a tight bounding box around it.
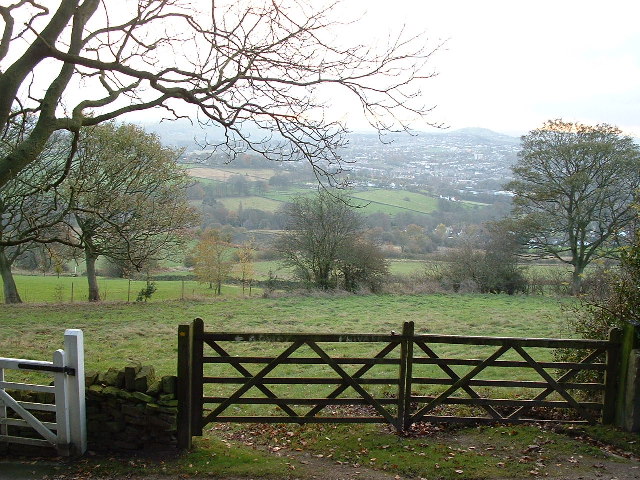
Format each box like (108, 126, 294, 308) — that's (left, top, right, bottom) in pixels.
(349, 189, 439, 215)
(66, 436, 293, 478)
(217, 195, 284, 212)
(2, 274, 259, 303)
(4, 292, 636, 479)
(226, 423, 616, 480)
(0, 294, 569, 382)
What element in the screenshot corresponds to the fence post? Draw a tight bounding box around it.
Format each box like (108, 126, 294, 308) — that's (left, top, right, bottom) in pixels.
(53, 349, 70, 456)
(603, 328, 622, 424)
(615, 322, 640, 431)
(64, 329, 86, 455)
(191, 318, 205, 436)
(177, 322, 193, 450)
(397, 321, 414, 432)
(0, 367, 7, 447)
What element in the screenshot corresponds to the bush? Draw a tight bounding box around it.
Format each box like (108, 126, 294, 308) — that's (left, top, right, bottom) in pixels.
(555, 232, 640, 396)
(136, 281, 157, 302)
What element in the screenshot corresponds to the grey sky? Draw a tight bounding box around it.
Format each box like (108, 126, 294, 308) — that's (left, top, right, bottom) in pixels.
(341, 0, 640, 135)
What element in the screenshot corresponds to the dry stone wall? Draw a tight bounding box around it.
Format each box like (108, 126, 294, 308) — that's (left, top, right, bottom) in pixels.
(85, 364, 178, 451)
(1, 364, 179, 453)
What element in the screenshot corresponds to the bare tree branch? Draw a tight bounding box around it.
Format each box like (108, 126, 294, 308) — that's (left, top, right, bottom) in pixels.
(0, 0, 441, 187)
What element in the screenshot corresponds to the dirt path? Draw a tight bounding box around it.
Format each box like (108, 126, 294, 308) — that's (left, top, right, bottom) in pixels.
(4, 452, 640, 480)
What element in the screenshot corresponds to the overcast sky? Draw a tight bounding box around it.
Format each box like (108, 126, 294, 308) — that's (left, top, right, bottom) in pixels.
(342, 0, 640, 136)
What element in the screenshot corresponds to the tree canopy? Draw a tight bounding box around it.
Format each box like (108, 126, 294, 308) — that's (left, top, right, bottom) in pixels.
(506, 119, 640, 294)
(276, 191, 388, 291)
(65, 122, 198, 301)
(0, 0, 440, 188)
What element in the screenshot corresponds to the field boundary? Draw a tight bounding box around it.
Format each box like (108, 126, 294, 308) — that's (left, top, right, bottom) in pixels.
(177, 319, 625, 449)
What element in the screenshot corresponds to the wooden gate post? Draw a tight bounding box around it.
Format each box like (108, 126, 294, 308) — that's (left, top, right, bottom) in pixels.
(615, 322, 640, 431)
(177, 322, 194, 450)
(397, 321, 414, 432)
(603, 328, 622, 424)
(64, 329, 86, 456)
(191, 318, 205, 436)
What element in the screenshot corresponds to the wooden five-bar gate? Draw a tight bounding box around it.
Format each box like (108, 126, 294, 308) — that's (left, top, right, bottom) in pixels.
(177, 319, 622, 449)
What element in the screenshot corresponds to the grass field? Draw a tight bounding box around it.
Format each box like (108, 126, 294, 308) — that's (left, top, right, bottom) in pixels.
(1, 293, 570, 379)
(1, 256, 573, 304)
(228, 187, 444, 217)
(1, 274, 260, 304)
(3, 292, 636, 480)
(349, 189, 439, 214)
(217, 195, 284, 212)
(188, 167, 277, 182)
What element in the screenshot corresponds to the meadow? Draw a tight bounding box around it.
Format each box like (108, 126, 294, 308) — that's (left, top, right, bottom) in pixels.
(1, 292, 571, 381)
(4, 286, 635, 480)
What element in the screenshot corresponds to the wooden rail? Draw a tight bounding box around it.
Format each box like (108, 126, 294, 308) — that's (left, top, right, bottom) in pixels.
(177, 319, 621, 449)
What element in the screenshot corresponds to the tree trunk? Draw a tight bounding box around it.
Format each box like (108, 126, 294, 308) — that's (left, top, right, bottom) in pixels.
(85, 247, 101, 302)
(0, 249, 22, 304)
(571, 265, 584, 295)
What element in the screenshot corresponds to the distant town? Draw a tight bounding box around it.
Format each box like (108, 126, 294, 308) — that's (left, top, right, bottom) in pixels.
(145, 121, 521, 203)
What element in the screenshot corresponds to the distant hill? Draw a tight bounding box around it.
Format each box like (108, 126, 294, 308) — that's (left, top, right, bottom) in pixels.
(450, 127, 520, 144)
(136, 119, 520, 150)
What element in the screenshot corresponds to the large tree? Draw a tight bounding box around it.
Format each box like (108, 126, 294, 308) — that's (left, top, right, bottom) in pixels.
(0, 125, 71, 303)
(63, 122, 198, 301)
(506, 119, 640, 294)
(0, 0, 440, 189)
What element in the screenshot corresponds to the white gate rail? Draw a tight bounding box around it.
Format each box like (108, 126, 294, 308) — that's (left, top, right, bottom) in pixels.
(0, 329, 86, 456)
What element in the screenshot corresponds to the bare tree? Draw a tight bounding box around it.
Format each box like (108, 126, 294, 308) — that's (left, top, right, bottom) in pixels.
(276, 191, 387, 291)
(0, 1, 440, 189)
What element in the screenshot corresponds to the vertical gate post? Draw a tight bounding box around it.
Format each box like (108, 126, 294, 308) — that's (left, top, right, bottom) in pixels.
(177, 322, 194, 450)
(614, 322, 640, 430)
(64, 329, 86, 455)
(191, 318, 205, 436)
(603, 328, 622, 424)
(53, 349, 70, 456)
(397, 321, 414, 432)
(0, 367, 7, 450)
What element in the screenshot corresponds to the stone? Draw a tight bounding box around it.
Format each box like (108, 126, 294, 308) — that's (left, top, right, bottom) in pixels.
(116, 389, 135, 401)
(102, 386, 121, 397)
(85, 371, 99, 387)
(121, 404, 145, 417)
(124, 363, 141, 391)
(124, 415, 148, 426)
(87, 384, 104, 396)
(158, 393, 175, 402)
(147, 414, 175, 430)
(104, 420, 125, 433)
(112, 440, 139, 450)
(161, 376, 177, 394)
(134, 366, 156, 393)
(131, 391, 154, 404)
(158, 399, 178, 408)
(146, 380, 161, 396)
(116, 369, 126, 388)
(101, 367, 121, 387)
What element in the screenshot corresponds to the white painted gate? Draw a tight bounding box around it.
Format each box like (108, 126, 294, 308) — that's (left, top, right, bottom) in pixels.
(0, 329, 86, 456)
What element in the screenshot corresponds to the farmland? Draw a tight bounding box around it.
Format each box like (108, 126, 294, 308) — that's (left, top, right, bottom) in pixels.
(5, 293, 639, 480)
(1, 293, 570, 379)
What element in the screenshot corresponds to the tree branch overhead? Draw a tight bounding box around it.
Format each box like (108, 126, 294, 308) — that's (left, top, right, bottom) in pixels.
(0, 0, 441, 187)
